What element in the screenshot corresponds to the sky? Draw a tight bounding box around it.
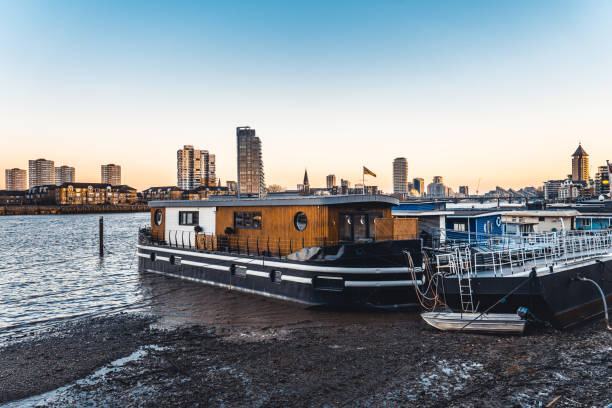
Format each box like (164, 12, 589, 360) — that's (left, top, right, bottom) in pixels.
(1, 0, 611, 192)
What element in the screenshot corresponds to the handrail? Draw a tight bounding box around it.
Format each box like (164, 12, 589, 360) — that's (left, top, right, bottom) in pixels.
(139, 228, 421, 258)
(436, 230, 612, 277)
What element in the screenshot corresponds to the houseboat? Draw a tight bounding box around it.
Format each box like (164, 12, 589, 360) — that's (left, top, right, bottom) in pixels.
(137, 195, 425, 308)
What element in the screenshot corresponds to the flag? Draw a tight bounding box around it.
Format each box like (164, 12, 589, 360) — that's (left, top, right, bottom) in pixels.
(363, 166, 376, 177)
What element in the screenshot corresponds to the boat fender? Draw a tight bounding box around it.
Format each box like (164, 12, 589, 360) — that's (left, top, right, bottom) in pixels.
(517, 306, 551, 327)
(516, 306, 530, 319)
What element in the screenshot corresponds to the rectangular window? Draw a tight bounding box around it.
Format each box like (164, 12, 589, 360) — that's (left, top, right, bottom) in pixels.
(538, 217, 545, 221)
(179, 211, 199, 225)
(234, 212, 262, 229)
(453, 223, 466, 231)
(582, 218, 591, 227)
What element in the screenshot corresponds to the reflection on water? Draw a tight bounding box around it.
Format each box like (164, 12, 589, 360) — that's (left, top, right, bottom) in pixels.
(0, 213, 416, 343)
(139, 272, 419, 331)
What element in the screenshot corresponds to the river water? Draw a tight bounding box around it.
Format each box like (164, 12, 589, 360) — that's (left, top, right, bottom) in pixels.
(0, 213, 417, 344)
(0, 213, 150, 342)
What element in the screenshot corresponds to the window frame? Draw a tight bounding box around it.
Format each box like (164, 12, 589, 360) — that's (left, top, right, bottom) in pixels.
(453, 223, 466, 232)
(178, 211, 199, 226)
(294, 211, 308, 231)
(234, 211, 262, 230)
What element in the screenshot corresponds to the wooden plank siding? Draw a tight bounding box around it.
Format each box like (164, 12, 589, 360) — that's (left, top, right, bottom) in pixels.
(215, 205, 329, 254)
(374, 217, 418, 241)
(215, 203, 392, 256)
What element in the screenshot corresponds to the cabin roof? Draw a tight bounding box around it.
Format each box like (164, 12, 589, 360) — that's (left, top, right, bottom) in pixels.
(502, 210, 579, 217)
(149, 194, 399, 208)
(446, 210, 505, 218)
(393, 209, 454, 216)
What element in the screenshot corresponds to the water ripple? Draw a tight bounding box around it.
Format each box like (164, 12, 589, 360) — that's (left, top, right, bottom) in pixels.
(0, 213, 149, 342)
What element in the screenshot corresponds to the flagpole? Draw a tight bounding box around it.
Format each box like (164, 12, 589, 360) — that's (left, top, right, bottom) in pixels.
(363, 167, 365, 195)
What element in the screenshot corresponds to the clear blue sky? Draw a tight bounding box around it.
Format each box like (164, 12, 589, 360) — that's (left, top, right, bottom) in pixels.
(1, 1, 611, 191)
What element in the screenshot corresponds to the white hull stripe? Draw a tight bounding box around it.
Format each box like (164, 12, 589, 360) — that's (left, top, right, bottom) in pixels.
(140, 255, 419, 287)
(246, 270, 270, 278)
(142, 254, 311, 284)
(182, 259, 228, 271)
(281, 275, 312, 284)
(137, 245, 414, 274)
(344, 279, 424, 288)
(144, 269, 318, 306)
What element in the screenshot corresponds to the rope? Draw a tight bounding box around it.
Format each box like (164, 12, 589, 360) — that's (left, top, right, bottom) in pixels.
(458, 274, 535, 331)
(404, 251, 444, 310)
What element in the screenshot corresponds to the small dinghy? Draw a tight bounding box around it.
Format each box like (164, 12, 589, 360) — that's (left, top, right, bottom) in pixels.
(421, 311, 527, 334)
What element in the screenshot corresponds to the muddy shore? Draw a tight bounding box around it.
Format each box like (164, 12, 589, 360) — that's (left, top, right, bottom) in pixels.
(0, 311, 610, 407)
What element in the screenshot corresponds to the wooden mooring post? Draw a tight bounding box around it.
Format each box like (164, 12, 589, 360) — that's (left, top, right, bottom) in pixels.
(99, 216, 104, 257)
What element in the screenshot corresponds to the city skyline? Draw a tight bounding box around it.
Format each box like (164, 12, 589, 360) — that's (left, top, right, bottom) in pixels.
(1, 1, 611, 191)
(2, 140, 608, 195)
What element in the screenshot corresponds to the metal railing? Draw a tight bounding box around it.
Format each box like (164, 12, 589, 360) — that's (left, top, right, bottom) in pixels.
(141, 228, 420, 258)
(436, 230, 612, 278)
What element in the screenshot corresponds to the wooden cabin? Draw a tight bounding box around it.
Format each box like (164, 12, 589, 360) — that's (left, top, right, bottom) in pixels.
(149, 195, 418, 255)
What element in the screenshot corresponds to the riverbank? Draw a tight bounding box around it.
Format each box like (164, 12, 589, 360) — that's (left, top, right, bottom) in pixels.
(1, 312, 610, 407)
(0, 204, 148, 216)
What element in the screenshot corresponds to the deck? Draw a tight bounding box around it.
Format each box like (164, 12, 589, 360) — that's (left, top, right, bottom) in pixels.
(435, 231, 612, 278)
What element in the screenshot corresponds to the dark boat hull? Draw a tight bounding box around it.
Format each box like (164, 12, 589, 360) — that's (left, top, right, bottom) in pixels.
(440, 257, 612, 329)
(137, 243, 423, 309)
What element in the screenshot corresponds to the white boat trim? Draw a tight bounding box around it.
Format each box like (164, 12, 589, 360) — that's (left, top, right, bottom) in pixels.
(181, 259, 228, 271)
(281, 275, 313, 284)
(345, 279, 424, 288)
(246, 270, 270, 278)
(145, 255, 309, 283)
(137, 244, 414, 274)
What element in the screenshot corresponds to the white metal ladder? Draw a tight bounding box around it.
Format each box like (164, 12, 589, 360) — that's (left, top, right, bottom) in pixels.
(454, 249, 475, 313)
(458, 275, 475, 313)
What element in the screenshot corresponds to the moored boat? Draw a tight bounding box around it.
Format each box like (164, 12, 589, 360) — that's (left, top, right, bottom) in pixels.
(421, 311, 527, 334)
(425, 231, 612, 329)
(138, 195, 425, 309)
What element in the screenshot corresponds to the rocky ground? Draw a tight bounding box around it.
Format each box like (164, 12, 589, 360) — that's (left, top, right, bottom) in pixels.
(0, 312, 610, 407)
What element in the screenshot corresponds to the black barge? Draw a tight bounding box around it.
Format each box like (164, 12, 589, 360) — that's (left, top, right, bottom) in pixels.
(431, 232, 612, 329)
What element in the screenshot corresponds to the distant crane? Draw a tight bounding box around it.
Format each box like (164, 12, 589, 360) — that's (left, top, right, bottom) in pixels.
(476, 178, 482, 196)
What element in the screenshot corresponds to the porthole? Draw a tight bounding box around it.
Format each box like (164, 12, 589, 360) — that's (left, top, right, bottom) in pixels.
(154, 209, 163, 226)
(294, 212, 308, 231)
